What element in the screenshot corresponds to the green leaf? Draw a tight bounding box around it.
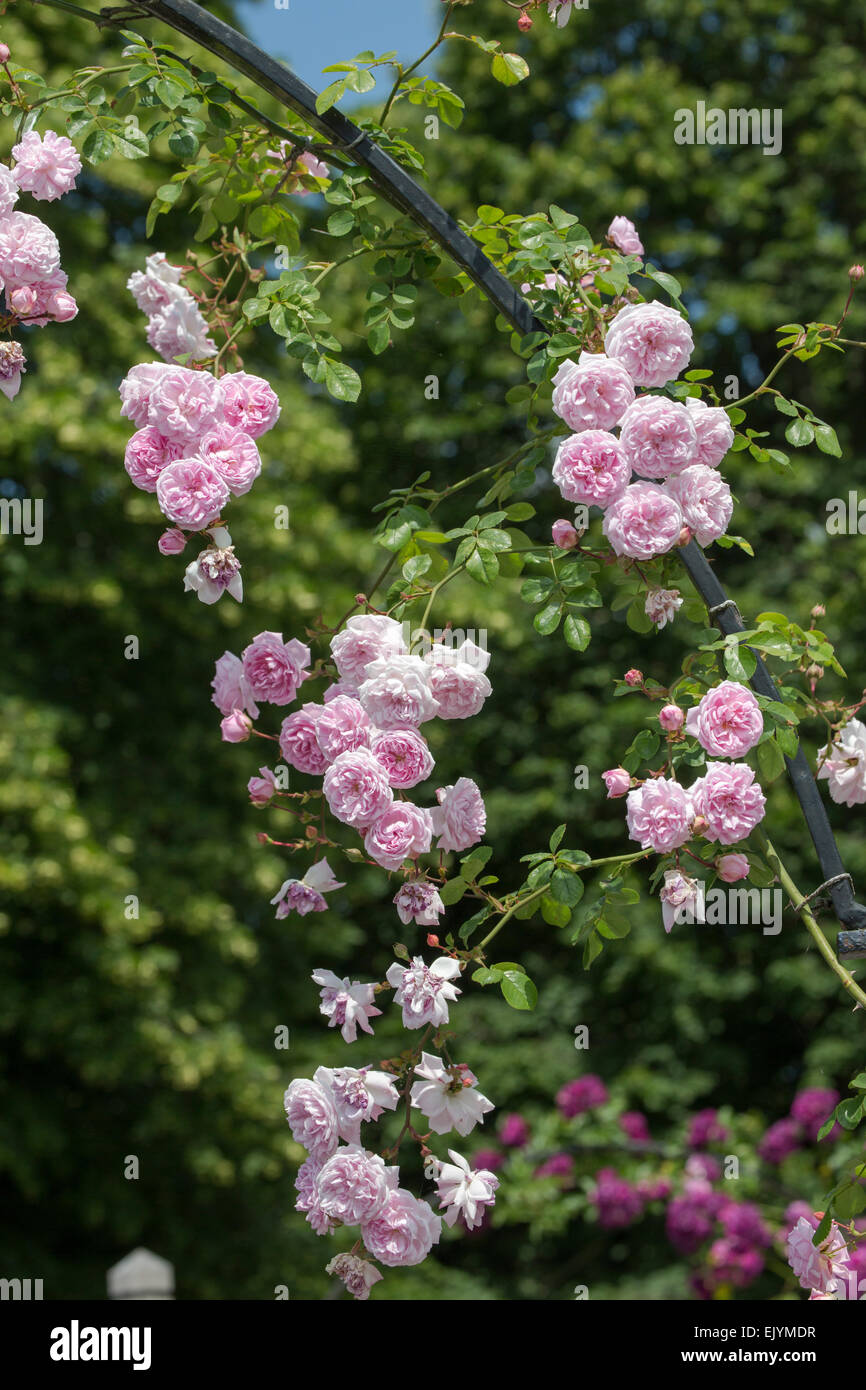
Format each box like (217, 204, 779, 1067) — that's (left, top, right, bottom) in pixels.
(534, 602, 562, 636)
(439, 877, 468, 906)
(724, 643, 757, 681)
(541, 895, 572, 927)
(520, 576, 554, 604)
(836, 1096, 866, 1130)
(460, 846, 493, 882)
(563, 615, 591, 651)
(500, 970, 537, 1010)
(316, 79, 347, 114)
(466, 546, 499, 585)
(82, 128, 116, 164)
(323, 358, 361, 403)
(490, 52, 530, 86)
(815, 424, 842, 457)
(550, 869, 585, 907)
(402, 554, 432, 582)
(459, 905, 492, 944)
(785, 417, 815, 447)
(756, 736, 786, 784)
(549, 823, 566, 853)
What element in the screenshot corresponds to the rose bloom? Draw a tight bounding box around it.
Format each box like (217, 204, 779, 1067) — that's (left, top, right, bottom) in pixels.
(690, 761, 766, 844)
(211, 650, 258, 718)
(603, 767, 630, 798)
(220, 709, 251, 742)
(684, 396, 735, 468)
(607, 214, 644, 256)
(186, 536, 241, 608)
(325, 1253, 382, 1302)
(551, 352, 636, 432)
(147, 296, 217, 363)
(156, 456, 229, 530)
(716, 852, 749, 883)
(127, 251, 187, 317)
(118, 362, 172, 429)
(218, 370, 281, 438)
(602, 481, 683, 559)
(359, 654, 439, 729)
(386, 954, 462, 1029)
(331, 614, 407, 686)
(12, 129, 81, 201)
(618, 396, 698, 480)
(158, 527, 186, 556)
(279, 703, 328, 775)
(148, 366, 222, 445)
(323, 748, 393, 829)
(786, 1216, 851, 1296)
(248, 766, 277, 806)
(364, 802, 434, 870)
(552, 518, 579, 549)
(283, 1077, 340, 1162)
(0, 211, 60, 283)
(626, 778, 693, 852)
(241, 630, 310, 706)
(791, 1087, 840, 1141)
(664, 464, 733, 547)
(424, 641, 492, 720)
(0, 164, 18, 217)
(660, 869, 702, 932)
(316, 1063, 400, 1144)
(411, 1052, 495, 1137)
(393, 879, 444, 927)
(552, 429, 631, 509)
(686, 681, 763, 759)
(604, 301, 694, 388)
(817, 717, 866, 807)
(361, 1188, 442, 1268)
(556, 1074, 608, 1118)
(645, 586, 683, 630)
(311, 968, 382, 1045)
(316, 695, 371, 761)
(430, 777, 486, 852)
(6, 268, 76, 325)
(190, 423, 260, 498)
(436, 1150, 499, 1231)
(316, 1144, 393, 1225)
(370, 726, 434, 788)
(123, 426, 183, 493)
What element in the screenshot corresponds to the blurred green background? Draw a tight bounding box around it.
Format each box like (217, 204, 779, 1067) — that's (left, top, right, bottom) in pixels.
(0, 0, 864, 1300)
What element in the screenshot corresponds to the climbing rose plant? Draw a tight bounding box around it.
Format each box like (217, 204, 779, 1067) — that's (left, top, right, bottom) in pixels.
(6, 0, 866, 1298)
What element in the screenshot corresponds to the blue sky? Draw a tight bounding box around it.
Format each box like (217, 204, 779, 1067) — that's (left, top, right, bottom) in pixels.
(236, 0, 439, 96)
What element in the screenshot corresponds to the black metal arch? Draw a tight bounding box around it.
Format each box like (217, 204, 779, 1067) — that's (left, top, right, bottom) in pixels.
(81, 0, 866, 957)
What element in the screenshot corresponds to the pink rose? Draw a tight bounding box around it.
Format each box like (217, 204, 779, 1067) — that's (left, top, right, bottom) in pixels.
(607, 215, 644, 256)
(602, 768, 631, 798)
(124, 426, 183, 493)
(148, 366, 222, 446)
(370, 726, 434, 788)
(211, 650, 258, 719)
(0, 342, 23, 399)
(330, 615, 407, 686)
(817, 718, 866, 807)
(690, 762, 766, 845)
(393, 879, 445, 926)
(316, 1144, 393, 1225)
(325, 1253, 382, 1302)
(7, 268, 74, 325)
(323, 749, 393, 829)
(361, 1188, 442, 1268)
(786, 1216, 850, 1295)
(552, 429, 630, 509)
(552, 518, 579, 549)
(220, 709, 252, 743)
(424, 642, 492, 720)
(312, 968, 383, 1044)
(0, 211, 60, 283)
(218, 370, 280, 438)
(118, 362, 172, 429)
(0, 164, 18, 217)
(155, 456, 229, 530)
(551, 352, 636, 432)
(146, 297, 216, 363)
(659, 704, 685, 733)
(660, 869, 702, 933)
(385, 954, 462, 1029)
(279, 703, 328, 775)
(684, 397, 735, 469)
(12, 129, 81, 201)
(241, 630, 311, 706)
(430, 777, 486, 852)
(685, 681, 763, 758)
(618, 396, 698, 480)
(626, 778, 693, 852)
(645, 587, 683, 629)
(198, 423, 261, 496)
(158, 527, 187, 555)
(364, 802, 434, 870)
(283, 1077, 339, 1163)
(248, 767, 277, 806)
(604, 301, 694, 388)
(358, 654, 439, 729)
(316, 695, 371, 761)
(716, 853, 749, 883)
(664, 465, 733, 547)
(602, 481, 683, 559)
(127, 252, 187, 317)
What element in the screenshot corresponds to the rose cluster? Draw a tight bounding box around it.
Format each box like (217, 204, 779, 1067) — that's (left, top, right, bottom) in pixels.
(0, 123, 80, 400)
(127, 251, 216, 363)
(215, 615, 490, 922)
(549, 233, 736, 624)
(282, 956, 498, 1297)
(119, 356, 280, 603)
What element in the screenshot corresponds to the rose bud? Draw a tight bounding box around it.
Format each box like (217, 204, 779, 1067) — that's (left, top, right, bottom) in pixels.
(552, 518, 578, 550)
(624, 668, 643, 687)
(602, 768, 631, 798)
(716, 853, 749, 883)
(659, 704, 685, 733)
